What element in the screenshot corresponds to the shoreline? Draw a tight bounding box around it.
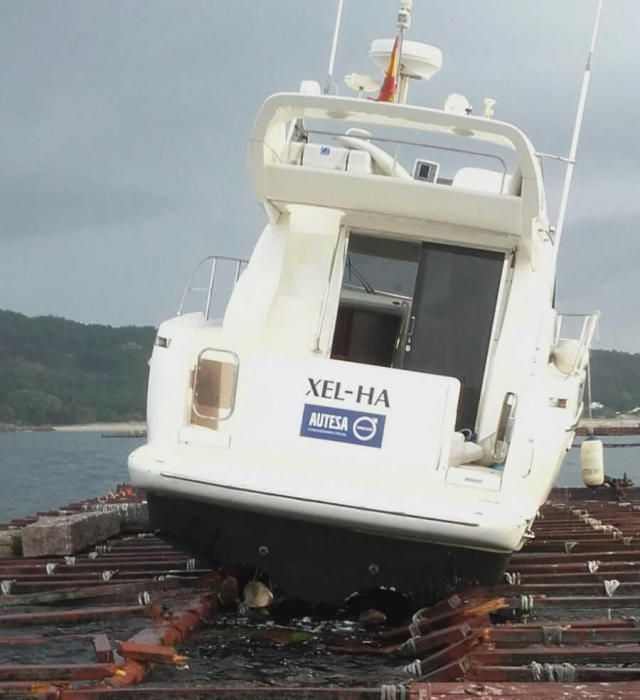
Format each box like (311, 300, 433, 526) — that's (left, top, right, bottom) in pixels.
(3, 417, 639, 434)
(53, 421, 146, 433)
(1, 421, 146, 434)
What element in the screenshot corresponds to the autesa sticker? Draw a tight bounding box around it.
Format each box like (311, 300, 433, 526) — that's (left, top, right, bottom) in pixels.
(300, 404, 385, 448)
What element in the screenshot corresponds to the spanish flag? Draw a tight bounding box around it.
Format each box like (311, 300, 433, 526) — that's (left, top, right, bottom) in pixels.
(376, 36, 400, 102)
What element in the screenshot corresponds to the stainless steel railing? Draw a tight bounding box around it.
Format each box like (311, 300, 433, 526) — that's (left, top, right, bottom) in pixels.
(304, 128, 510, 190)
(177, 255, 247, 320)
(553, 311, 600, 375)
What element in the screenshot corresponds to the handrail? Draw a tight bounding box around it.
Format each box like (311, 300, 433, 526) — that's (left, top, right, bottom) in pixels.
(305, 127, 510, 190)
(553, 311, 600, 375)
(177, 255, 248, 320)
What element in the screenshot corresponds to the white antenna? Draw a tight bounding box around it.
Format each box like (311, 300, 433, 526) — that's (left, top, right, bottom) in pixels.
(555, 0, 604, 245)
(396, 0, 413, 102)
(324, 0, 345, 94)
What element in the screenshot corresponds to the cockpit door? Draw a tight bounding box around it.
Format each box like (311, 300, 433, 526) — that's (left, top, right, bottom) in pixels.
(403, 242, 504, 431)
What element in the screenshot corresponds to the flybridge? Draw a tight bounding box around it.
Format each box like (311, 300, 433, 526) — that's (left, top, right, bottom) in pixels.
(311, 0, 605, 252)
(245, 0, 549, 248)
(247, 93, 547, 249)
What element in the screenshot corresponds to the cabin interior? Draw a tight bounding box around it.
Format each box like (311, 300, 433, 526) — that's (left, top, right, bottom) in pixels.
(331, 231, 505, 432)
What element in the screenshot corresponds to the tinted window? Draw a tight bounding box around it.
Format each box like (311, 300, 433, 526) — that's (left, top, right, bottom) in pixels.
(403, 243, 504, 430)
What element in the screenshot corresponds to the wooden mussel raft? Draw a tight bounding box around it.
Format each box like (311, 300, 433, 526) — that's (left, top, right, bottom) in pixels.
(2, 484, 640, 697)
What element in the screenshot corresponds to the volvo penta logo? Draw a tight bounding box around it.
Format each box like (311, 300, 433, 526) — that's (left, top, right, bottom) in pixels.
(352, 416, 379, 442)
(300, 404, 385, 449)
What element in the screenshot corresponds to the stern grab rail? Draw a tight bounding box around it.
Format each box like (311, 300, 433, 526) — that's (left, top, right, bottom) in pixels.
(177, 255, 248, 320)
(553, 311, 600, 376)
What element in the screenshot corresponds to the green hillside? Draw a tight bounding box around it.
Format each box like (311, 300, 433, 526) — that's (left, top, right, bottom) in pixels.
(0, 309, 638, 426)
(590, 350, 640, 414)
(0, 310, 155, 426)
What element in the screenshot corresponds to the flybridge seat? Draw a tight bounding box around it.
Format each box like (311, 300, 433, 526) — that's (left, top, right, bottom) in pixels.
(290, 141, 524, 197)
(288, 142, 374, 176)
(452, 167, 523, 196)
(288, 134, 414, 178)
(249, 94, 547, 244)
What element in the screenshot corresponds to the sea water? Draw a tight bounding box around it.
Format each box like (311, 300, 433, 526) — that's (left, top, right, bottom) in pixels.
(0, 432, 638, 523)
(557, 435, 640, 487)
(0, 431, 143, 522)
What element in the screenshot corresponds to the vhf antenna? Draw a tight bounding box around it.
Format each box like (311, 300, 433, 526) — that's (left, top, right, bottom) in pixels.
(396, 0, 413, 102)
(555, 0, 605, 246)
(323, 0, 345, 94)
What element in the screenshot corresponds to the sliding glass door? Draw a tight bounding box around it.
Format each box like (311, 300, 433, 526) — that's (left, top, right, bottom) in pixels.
(403, 243, 504, 431)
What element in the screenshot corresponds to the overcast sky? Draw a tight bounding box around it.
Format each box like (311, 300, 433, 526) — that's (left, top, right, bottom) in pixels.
(1, 0, 639, 351)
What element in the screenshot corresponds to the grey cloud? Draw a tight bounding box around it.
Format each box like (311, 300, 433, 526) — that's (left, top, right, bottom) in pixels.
(0, 0, 638, 349)
(558, 212, 640, 351)
(0, 165, 173, 238)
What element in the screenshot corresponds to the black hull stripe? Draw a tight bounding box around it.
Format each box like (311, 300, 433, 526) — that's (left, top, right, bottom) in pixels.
(160, 472, 479, 528)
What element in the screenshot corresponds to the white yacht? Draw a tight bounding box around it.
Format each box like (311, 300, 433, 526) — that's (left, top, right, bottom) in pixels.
(129, 1, 601, 603)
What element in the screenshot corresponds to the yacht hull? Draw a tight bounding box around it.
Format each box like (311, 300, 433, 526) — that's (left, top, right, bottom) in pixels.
(147, 491, 511, 605)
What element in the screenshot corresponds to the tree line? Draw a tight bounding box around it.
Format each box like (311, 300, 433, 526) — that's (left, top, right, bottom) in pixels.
(0, 310, 155, 426)
(0, 308, 638, 426)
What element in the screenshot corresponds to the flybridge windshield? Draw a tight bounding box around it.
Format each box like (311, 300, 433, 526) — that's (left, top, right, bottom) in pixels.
(333, 232, 505, 431)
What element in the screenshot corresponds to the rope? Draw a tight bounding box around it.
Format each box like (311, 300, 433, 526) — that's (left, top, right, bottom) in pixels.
(504, 571, 521, 585)
(531, 661, 576, 682)
(604, 579, 620, 597)
(402, 660, 422, 677)
(412, 608, 428, 624)
(530, 662, 543, 682)
(520, 595, 534, 614)
(587, 358, 593, 421)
